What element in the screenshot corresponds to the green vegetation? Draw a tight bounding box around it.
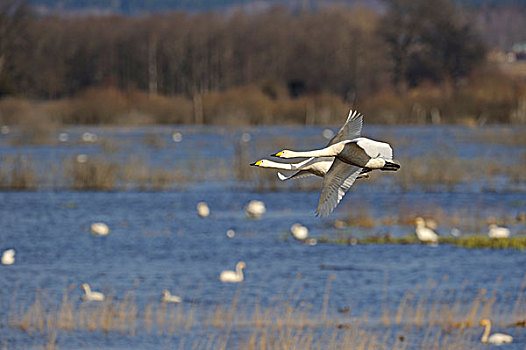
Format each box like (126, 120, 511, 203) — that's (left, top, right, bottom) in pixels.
(318, 234, 526, 250)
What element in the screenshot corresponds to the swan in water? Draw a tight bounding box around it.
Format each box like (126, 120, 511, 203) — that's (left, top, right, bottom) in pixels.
(197, 202, 210, 218)
(161, 289, 182, 303)
(271, 110, 399, 216)
(1, 249, 15, 265)
(245, 200, 266, 219)
(488, 224, 510, 238)
(219, 261, 246, 283)
(480, 319, 513, 345)
(290, 223, 309, 241)
(415, 217, 438, 243)
(90, 222, 110, 236)
(81, 283, 105, 302)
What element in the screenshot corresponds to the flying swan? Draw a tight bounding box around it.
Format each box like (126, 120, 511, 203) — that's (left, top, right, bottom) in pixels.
(271, 110, 400, 216)
(251, 110, 369, 182)
(219, 261, 246, 283)
(480, 319, 513, 345)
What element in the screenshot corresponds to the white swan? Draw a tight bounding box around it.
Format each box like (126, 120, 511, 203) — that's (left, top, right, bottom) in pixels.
(252, 110, 367, 185)
(271, 110, 399, 216)
(415, 217, 438, 243)
(161, 289, 182, 303)
(480, 319, 513, 345)
(197, 202, 210, 218)
(90, 222, 110, 236)
(1, 249, 15, 265)
(245, 200, 266, 219)
(251, 157, 370, 181)
(290, 223, 309, 241)
(81, 283, 105, 302)
(219, 261, 246, 283)
(488, 224, 510, 239)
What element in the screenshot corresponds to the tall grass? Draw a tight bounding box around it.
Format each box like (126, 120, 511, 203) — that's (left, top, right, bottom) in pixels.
(7, 278, 525, 349)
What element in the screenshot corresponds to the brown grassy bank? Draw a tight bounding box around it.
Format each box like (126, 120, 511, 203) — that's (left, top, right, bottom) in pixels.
(1, 70, 525, 129)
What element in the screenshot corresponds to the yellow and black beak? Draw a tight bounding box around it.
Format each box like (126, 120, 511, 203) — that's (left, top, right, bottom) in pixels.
(250, 160, 262, 166)
(271, 151, 283, 157)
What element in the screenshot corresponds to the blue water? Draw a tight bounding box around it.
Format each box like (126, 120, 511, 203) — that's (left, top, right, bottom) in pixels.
(0, 125, 525, 349)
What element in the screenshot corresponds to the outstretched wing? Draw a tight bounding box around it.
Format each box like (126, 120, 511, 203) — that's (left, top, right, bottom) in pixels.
(326, 109, 363, 146)
(277, 170, 316, 181)
(316, 159, 362, 217)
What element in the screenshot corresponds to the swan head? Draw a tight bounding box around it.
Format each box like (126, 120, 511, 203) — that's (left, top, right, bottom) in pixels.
(236, 261, 246, 269)
(414, 217, 426, 227)
(162, 289, 170, 296)
(480, 319, 491, 327)
(271, 150, 293, 158)
(81, 283, 90, 291)
(250, 159, 271, 167)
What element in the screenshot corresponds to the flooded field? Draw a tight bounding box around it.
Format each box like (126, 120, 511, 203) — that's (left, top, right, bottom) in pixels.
(0, 124, 525, 349)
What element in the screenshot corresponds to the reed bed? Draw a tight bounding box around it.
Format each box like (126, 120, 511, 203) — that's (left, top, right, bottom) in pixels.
(6, 278, 525, 349)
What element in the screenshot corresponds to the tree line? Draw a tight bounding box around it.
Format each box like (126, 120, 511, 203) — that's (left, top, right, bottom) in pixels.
(1, 0, 491, 99)
(1, 0, 525, 125)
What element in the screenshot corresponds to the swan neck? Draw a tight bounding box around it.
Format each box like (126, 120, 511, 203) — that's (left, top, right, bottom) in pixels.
(481, 323, 491, 343)
(236, 266, 244, 279)
(261, 160, 293, 170)
(289, 149, 333, 158)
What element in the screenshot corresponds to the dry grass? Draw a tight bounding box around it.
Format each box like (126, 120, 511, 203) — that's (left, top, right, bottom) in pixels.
(7, 277, 525, 349)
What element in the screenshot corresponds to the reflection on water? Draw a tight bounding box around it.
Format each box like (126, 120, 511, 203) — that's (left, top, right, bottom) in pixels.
(0, 125, 525, 349)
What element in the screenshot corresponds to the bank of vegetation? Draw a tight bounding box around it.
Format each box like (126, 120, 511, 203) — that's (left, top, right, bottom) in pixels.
(1, 0, 526, 126)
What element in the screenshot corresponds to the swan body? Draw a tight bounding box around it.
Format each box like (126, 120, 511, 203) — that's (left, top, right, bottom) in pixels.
(245, 200, 266, 219)
(197, 202, 210, 218)
(480, 319, 513, 345)
(415, 217, 438, 243)
(161, 290, 182, 303)
(488, 224, 510, 238)
(81, 283, 104, 302)
(290, 223, 309, 240)
(219, 261, 246, 283)
(90, 222, 110, 236)
(1, 249, 15, 265)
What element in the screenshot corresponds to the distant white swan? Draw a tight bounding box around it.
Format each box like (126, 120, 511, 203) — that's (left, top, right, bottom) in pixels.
(161, 289, 182, 303)
(197, 202, 210, 218)
(271, 110, 399, 216)
(488, 224, 510, 239)
(81, 283, 105, 302)
(290, 223, 309, 241)
(480, 319, 513, 345)
(1, 249, 15, 265)
(219, 261, 246, 283)
(245, 200, 266, 219)
(415, 217, 438, 243)
(90, 222, 110, 236)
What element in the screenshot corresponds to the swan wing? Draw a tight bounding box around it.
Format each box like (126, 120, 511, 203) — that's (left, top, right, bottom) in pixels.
(327, 109, 363, 146)
(278, 170, 316, 181)
(356, 138, 393, 160)
(316, 159, 362, 217)
(489, 333, 513, 344)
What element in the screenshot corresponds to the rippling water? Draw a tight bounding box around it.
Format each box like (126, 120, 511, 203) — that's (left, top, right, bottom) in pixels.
(1, 125, 525, 349)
